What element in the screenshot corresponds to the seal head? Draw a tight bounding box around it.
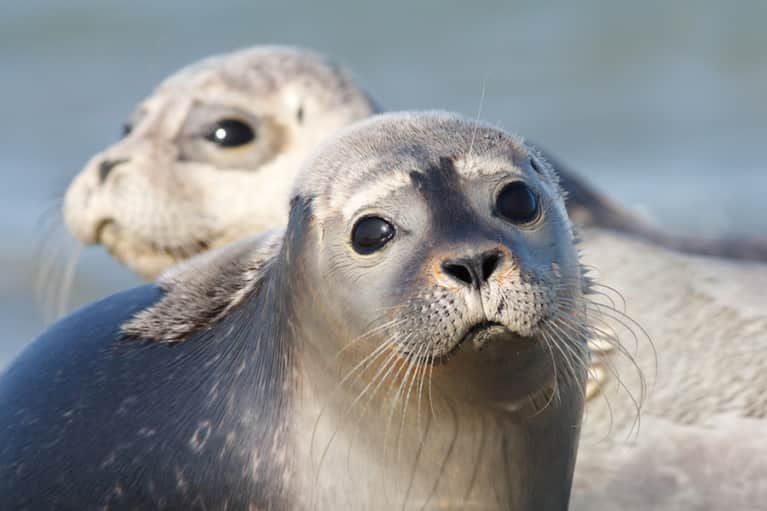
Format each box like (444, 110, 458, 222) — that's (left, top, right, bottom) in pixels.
(63, 46, 377, 279)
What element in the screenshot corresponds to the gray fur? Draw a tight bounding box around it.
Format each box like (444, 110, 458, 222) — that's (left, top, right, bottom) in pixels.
(572, 228, 767, 510)
(574, 416, 767, 511)
(99, 111, 591, 509)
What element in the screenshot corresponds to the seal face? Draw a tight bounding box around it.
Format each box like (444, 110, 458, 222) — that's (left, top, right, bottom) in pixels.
(63, 46, 377, 279)
(5, 112, 592, 509)
(286, 113, 590, 509)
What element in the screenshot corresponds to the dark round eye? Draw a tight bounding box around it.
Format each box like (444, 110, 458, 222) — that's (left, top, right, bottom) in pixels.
(204, 119, 256, 147)
(351, 216, 395, 254)
(121, 123, 132, 138)
(495, 181, 539, 224)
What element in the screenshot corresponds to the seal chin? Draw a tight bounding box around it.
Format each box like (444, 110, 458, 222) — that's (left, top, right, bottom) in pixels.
(97, 220, 214, 279)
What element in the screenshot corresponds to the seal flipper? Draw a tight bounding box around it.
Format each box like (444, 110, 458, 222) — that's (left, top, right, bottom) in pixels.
(122, 229, 283, 342)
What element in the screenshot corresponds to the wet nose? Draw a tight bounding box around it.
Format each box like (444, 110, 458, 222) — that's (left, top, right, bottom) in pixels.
(98, 157, 130, 184)
(441, 249, 503, 288)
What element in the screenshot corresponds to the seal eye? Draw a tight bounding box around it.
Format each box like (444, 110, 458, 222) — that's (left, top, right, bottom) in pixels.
(495, 181, 539, 224)
(351, 216, 395, 254)
(204, 119, 256, 147)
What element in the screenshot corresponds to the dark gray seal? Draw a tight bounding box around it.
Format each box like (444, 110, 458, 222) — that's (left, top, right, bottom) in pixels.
(2, 112, 593, 510)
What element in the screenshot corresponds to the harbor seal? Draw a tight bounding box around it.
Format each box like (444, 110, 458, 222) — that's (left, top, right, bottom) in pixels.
(63, 46, 377, 279)
(2, 112, 593, 509)
(63, 47, 767, 282)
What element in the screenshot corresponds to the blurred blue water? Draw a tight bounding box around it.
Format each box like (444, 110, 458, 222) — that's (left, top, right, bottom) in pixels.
(1, 0, 766, 365)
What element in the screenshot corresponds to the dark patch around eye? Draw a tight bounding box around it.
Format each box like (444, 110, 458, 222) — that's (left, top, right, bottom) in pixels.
(121, 123, 132, 138)
(296, 105, 304, 124)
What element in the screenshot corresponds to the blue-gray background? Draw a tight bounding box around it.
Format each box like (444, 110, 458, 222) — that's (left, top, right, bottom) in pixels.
(1, 1, 766, 366)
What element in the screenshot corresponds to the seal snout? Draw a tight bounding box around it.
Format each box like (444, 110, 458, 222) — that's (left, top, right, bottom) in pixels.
(441, 248, 503, 289)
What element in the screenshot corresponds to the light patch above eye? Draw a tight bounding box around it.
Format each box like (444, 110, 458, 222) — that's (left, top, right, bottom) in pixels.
(337, 171, 413, 220)
(450, 155, 527, 180)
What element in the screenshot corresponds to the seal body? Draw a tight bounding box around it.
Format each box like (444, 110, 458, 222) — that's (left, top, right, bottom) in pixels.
(0, 283, 294, 509)
(5, 112, 591, 509)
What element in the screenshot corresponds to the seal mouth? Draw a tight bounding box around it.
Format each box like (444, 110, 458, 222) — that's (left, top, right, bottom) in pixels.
(94, 218, 115, 244)
(94, 219, 217, 279)
(97, 220, 214, 260)
(426, 321, 515, 365)
(461, 321, 514, 350)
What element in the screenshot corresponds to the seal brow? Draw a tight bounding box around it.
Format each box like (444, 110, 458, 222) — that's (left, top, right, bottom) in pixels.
(340, 171, 413, 220)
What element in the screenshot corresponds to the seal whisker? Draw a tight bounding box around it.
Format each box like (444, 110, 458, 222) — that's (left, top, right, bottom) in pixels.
(466, 75, 488, 164)
(540, 327, 581, 404)
(427, 349, 436, 420)
(335, 315, 407, 359)
(557, 294, 649, 362)
(585, 299, 653, 357)
(551, 305, 641, 390)
(35, 221, 66, 322)
(415, 340, 431, 431)
(310, 337, 397, 459)
(54, 243, 81, 320)
(311, 337, 405, 507)
(560, 295, 654, 412)
(551, 309, 646, 434)
(313, 342, 396, 453)
(418, 392, 460, 511)
(543, 320, 589, 398)
(534, 331, 563, 415)
(382, 340, 419, 457)
(461, 411, 488, 508)
(400, 402, 433, 511)
(395, 342, 428, 458)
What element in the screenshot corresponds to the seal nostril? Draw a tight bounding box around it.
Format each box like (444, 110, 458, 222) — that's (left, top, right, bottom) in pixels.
(481, 251, 501, 281)
(98, 158, 130, 185)
(442, 262, 474, 286)
(442, 250, 503, 288)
